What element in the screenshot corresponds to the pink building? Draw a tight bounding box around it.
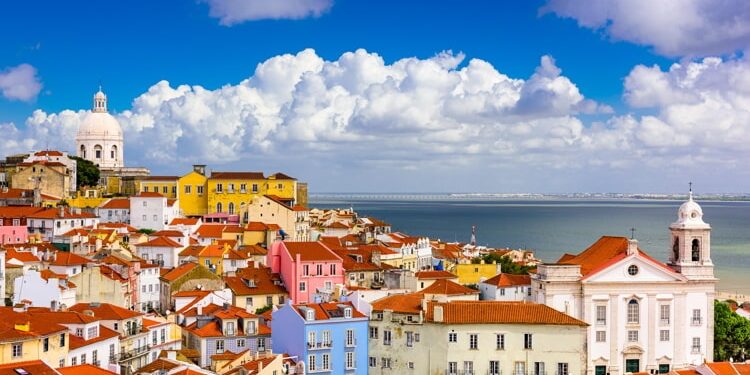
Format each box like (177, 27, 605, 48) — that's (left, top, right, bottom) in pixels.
(0, 207, 38, 244)
(267, 241, 344, 304)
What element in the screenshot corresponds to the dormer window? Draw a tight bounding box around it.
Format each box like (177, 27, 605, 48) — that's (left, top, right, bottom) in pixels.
(246, 320, 256, 334)
(344, 307, 352, 318)
(76, 328, 83, 337)
(225, 321, 235, 336)
(306, 310, 315, 321)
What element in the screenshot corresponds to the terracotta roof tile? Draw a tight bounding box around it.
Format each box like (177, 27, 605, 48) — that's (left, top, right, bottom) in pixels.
(0, 360, 59, 375)
(245, 222, 268, 231)
(161, 262, 198, 282)
(152, 230, 185, 237)
(135, 192, 165, 198)
(225, 266, 287, 296)
(135, 236, 183, 248)
(170, 218, 200, 226)
(100, 198, 130, 209)
(282, 241, 341, 262)
(210, 171, 265, 180)
(69, 302, 143, 320)
(419, 279, 478, 296)
(50, 251, 92, 266)
(424, 300, 587, 326)
(69, 325, 119, 349)
(415, 270, 457, 280)
(482, 273, 531, 287)
(195, 224, 227, 238)
(371, 293, 423, 314)
(293, 301, 366, 320)
(59, 364, 119, 375)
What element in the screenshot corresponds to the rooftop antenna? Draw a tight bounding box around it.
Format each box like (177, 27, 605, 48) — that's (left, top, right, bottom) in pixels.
(630, 227, 636, 240)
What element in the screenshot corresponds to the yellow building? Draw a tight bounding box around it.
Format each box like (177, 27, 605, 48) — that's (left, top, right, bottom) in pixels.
(176, 165, 302, 218)
(177, 166, 209, 217)
(0, 309, 69, 367)
(453, 261, 502, 285)
(138, 176, 179, 198)
(12, 160, 71, 199)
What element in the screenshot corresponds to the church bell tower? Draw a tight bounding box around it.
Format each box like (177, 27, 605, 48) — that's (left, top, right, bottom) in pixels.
(667, 185, 714, 280)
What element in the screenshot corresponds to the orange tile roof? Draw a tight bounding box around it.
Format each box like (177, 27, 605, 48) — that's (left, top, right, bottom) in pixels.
(135, 192, 165, 198)
(292, 205, 308, 212)
(245, 222, 268, 231)
(225, 266, 287, 296)
(210, 171, 265, 179)
(100, 198, 130, 209)
(238, 245, 267, 256)
(133, 358, 182, 374)
(282, 242, 341, 262)
(152, 230, 185, 237)
(135, 236, 183, 248)
(0, 206, 46, 218)
(268, 172, 296, 180)
(59, 364, 119, 375)
(0, 360, 59, 375)
(200, 244, 226, 258)
(69, 302, 142, 320)
(263, 195, 292, 210)
(179, 245, 203, 257)
(0, 307, 68, 341)
(50, 251, 91, 266)
(424, 300, 587, 326)
(5, 248, 41, 263)
(371, 293, 423, 314)
(326, 221, 349, 229)
(419, 279, 479, 296)
(27, 207, 97, 219)
(415, 270, 457, 280)
(293, 301, 366, 320)
(34, 150, 64, 156)
(555, 236, 678, 278)
(161, 262, 198, 282)
(482, 273, 531, 287)
(240, 355, 277, 373)
(170, 217, 200, 226)
(222, 225, 244, 233)
(195, 224, 226, 238)
(100, 265, 128, 283)
(143, 175, 179, 181)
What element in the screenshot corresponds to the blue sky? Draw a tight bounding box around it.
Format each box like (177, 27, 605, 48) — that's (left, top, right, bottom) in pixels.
(1, 0, 749, 193)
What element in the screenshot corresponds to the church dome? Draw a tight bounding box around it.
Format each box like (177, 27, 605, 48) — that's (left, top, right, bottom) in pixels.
(672, 189, 709, 229)
(77, 111, 123, 139)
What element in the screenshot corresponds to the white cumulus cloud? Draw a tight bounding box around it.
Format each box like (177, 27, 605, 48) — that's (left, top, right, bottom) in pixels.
(0, 64, 43, 102)
(541, 0, 750, 57)
(204, 0, 333, 25)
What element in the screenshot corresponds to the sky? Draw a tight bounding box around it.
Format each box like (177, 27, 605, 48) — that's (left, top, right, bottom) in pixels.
(1, 0, 750, 193)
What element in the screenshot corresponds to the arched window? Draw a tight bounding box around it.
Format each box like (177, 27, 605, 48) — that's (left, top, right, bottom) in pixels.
(216, 202, 222, 213)
(111, 145, 118, 159)
(94, 144, 103, 159)
(692, 239, 700, 261)
(228, 202, 235, 214)
(80, 145, 86, 159)
(627, 299, 639, 323)
(673, 237, 679, 261)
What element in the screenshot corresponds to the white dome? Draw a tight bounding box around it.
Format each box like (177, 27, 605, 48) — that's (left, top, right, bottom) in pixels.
(672, 193, 709, 229)
(77, 111, 123, 139)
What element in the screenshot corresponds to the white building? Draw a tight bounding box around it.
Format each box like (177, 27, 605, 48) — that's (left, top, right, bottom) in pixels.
(531, 192, 716, 375)
(134, 236, 184, 268)
(13, 269, 77, 309)
(138, 262, 161, 312)
(26, 207, 99, 242)
(479, 273, 532, 301)
(97, 198, 130, 223)
(130, 192, 179, 231)
(75, 88, 124, 169)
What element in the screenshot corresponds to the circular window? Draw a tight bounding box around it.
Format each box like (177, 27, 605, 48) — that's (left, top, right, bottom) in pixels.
(691, 211, 698, 218)
(627, 265, 639, 276)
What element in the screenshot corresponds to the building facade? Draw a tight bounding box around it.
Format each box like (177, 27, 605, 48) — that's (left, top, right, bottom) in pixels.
(75, 89, 124, 169)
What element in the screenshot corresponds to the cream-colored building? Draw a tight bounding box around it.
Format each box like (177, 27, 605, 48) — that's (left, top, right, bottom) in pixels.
(243, 194, 310, 242)
(368, 295, 588, 375)
(531, 192, 716, 375)
(76, 89, 124, 169)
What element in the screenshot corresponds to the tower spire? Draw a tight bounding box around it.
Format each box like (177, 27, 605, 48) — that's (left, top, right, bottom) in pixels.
(689, 181, 693, 201)
(93, 86, 107, 113)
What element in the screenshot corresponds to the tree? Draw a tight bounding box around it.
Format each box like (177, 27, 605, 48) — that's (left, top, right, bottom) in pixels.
(69, 156, 100, 188)
(474, 253, 534, 275)
(714, 300, 750, 361)
(137, 228, 155, 235)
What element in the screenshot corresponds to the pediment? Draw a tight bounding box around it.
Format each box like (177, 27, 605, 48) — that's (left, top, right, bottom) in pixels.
(584, 254, 686, 283)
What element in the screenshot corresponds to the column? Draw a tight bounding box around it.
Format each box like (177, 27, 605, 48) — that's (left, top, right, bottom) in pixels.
(609, 294, 620, 375)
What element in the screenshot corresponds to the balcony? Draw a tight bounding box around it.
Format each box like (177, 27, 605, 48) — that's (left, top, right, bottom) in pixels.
(345, 338, 357, 347)
(307, 341, 332, 350)
(113, 345, 151, 362)
(445, 371, 475, 375)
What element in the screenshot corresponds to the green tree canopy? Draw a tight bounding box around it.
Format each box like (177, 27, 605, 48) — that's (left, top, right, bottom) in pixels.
(714, 300, 750, 361)
(70, 156, 100, 188)
(472, 253, 534, 275)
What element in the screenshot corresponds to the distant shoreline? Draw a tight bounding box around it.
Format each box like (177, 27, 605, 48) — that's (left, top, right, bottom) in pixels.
(310, 193, 750, 202)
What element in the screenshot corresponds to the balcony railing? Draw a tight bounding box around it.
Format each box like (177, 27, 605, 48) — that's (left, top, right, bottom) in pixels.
(307, 341, 332, 350)
(345, 338, 357, 347)
(114, 345, 151, 361)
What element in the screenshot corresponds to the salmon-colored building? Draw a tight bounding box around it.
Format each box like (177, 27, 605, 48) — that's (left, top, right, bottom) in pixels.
(267, 241, 343, 304)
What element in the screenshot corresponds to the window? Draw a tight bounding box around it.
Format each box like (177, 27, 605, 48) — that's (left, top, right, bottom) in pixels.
(659, 364, 671, 374)
(197, 185, 204, 195)
(185, 185, 192, 194)
(692, 309, 702, 325)
(299, 282, 306, 292)
(382, 358, 392, 369)
(490, 361, 501, 375)
(81, 353, 86, 364)
(216, 202, 222, 213)
(596, 331, 606, 342)
(322, 353, 330, 370)
(628, 330, 639, 342)
(60, 333, 66, 347)
(252, 183, 258, 192)
(324, 281, 333, 290)
(660, 330, 670, 342)
(322, 330, 330, 345)
(524, 333, 533, 349)
(162, 186, 168, 194)
(384, 330, 392, 345)
(692, 337, 701, 353)
(515, 362, 526, 375)
(406, 331, 414, 347)
(448, 332, 457, 343)
(627, 299, 639, 324)
(240, 184, 247, 193)
(463, 361, 474, 374)
(369, 357, 376, 367)
(448, 362, 458, 375)
(596, 305, 607, 325)
(257, 337, 266, 350)
(216, 340, 225, 353)
(142, 214, 147, 221)
(245, 297, 253, 306)
(330, 264, 336, 275)
(469, 333, 478, 350)
(153, 214, 158, 221)
(346, 352, 355, 369)
(306, 310, 314, 321)
(303, 265, 309, 276)
(346, 329, 355, 346)
(59, 359, 65, 368)
(266, 296, 273, 306)
(496, 333, 505, 350)
(228, 202, 235, 214)
(71, 357, 77, 366)
(226, 321, 235, 335)
(92, 350, 97, 364)
(228, 183, 235, 193)
(660, 305, 671, 324)
(76, 328, 84, 337)
(43, 337, 49, 352)
(344, 307, 352, 318)
(87, 326, 98, 338)
(216, 184, 223, 193)
(535, 362, 546, 375)
(408, 362, 415, 369)
(557, 363, 569, 375)
(627, 264, 639, 276)
(692, 239, 700, 261)
(369, 326, 378, 339)
(308, 355, 316, 371)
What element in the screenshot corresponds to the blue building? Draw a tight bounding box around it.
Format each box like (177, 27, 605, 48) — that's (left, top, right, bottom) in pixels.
(272, 301, 368, 374)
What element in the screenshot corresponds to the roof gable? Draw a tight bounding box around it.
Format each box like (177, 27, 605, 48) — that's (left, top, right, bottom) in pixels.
(584, 253, 686, 283)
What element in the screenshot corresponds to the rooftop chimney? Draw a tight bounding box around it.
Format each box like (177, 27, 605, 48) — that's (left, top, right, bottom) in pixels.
(197, 305, 203, 316)
(627, 239, 638, 256)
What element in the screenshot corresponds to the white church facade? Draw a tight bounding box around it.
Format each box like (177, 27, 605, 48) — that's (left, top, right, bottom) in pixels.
(75, 88, 124, 169)
(532, 192, 716, 375)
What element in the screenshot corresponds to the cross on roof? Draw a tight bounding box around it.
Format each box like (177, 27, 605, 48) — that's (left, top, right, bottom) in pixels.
(630, 227, 636, 240)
